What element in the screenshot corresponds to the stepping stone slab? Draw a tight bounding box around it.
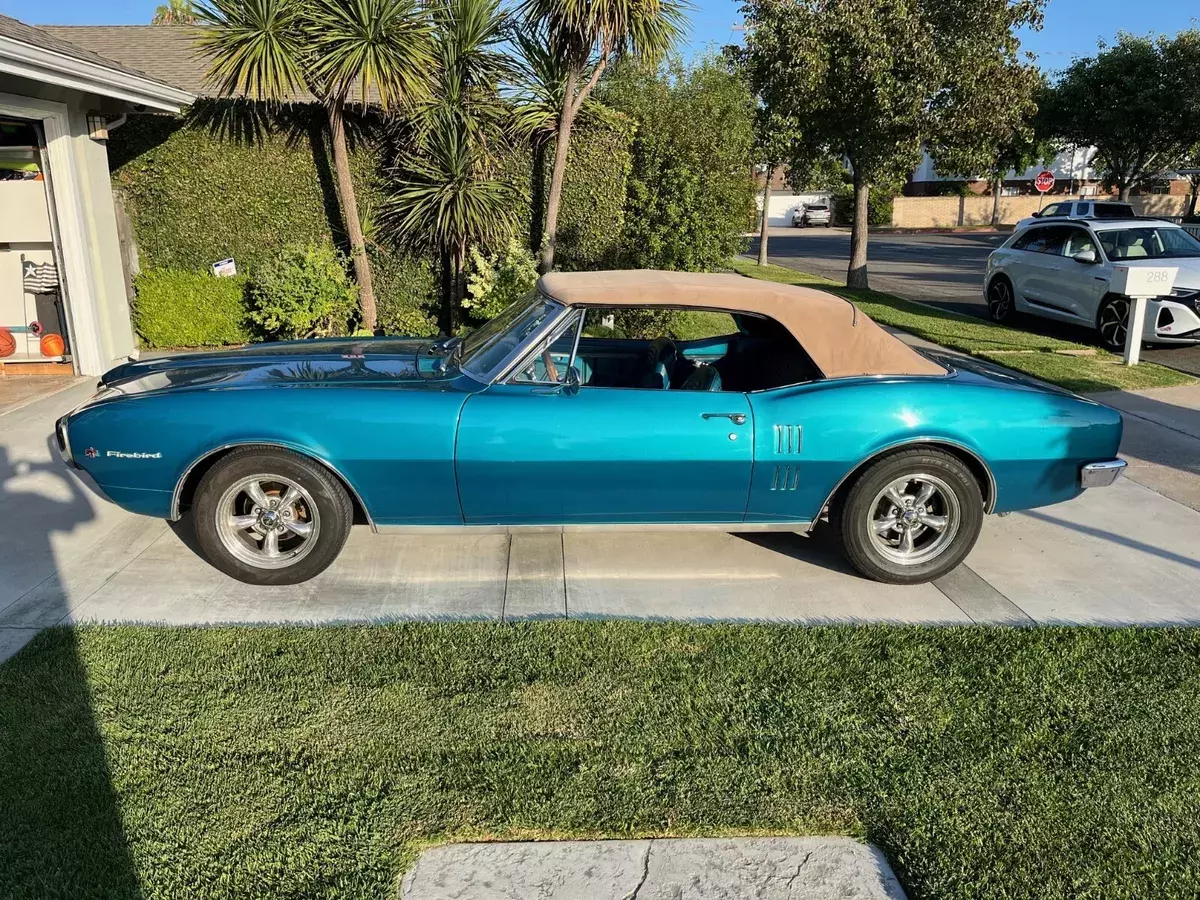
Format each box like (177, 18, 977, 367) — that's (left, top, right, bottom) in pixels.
(401, 837, 907, 899)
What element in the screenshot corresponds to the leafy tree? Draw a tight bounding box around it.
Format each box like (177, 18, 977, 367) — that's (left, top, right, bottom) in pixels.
(600, 55, 757, 272)
(153, 0, 197, 24)
(521, 0, 685, 273)
(753, 107, 802, 265)
(1041, 31, 1200, 201)
(742, 0, 1044, 288)
(381, 0, 518, 333)
(197, 0, 435, 331)
(928, 66, 1052, 225)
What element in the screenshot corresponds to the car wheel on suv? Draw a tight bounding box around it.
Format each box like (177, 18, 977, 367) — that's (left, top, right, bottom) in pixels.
(1097, 294, 1130, 352)
(986, 276, 1016, 323)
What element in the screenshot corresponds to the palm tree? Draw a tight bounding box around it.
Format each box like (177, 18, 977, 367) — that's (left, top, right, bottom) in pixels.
(509, 24, 617, 254)
(153, 0, 198, 24)
(521, 0, 684, 273)
(197, 0, 435, 332)
(382, 0, 518, 333)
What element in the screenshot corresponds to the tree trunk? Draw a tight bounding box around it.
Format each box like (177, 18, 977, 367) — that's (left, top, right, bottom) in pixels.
(1118, 180, 1132, 202)
(539, 68, 579, 274)
(847, 170, 870, 290)
(327, 100, 377, 332)
(529, 136, 548, 255)
(991, 177, 1002, 227)
(757, 165, 774, 266)
(439, 249, 453, 336)
(453, 237, 467, 332)
(1189, 179, 1199, 219)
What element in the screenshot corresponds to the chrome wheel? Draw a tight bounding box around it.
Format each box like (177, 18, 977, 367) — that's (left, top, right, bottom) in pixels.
(214, 474, 320, 570)
(988, 279, 1013, 320)
(867, 474, 961, 566)
(1098, 297, 1129, 350)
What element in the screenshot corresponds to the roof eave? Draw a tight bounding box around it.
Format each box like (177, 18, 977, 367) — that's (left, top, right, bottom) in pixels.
(0, 34, 193, 113)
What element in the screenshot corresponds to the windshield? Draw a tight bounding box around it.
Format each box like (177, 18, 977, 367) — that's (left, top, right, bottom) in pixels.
(459, 291, 562, 381)
(1097, 226, 1200, 260)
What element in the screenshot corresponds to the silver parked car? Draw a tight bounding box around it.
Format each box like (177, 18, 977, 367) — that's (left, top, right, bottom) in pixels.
(792, 203, 832, 227)
(985, 218, 1200, 350)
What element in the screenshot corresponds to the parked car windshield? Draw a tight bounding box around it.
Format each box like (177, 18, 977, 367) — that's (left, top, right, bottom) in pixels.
(459, 292, 561, 381)
(1097, 226, 1200, 260)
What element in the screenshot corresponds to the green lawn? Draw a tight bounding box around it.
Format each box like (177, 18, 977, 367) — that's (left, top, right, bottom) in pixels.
(729, 257, 1195, 393)
(3, 624, 1200, 899)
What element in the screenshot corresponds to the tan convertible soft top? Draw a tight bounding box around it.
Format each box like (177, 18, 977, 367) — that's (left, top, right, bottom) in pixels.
(539, 270, 946, 379)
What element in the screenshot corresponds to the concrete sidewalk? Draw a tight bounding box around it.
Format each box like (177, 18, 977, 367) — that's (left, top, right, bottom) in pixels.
(5, 379, 1200, 664)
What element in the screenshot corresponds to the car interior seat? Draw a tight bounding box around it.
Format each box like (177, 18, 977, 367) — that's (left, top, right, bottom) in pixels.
(637, 337, 678, 389)
(679, 364, 722, 391)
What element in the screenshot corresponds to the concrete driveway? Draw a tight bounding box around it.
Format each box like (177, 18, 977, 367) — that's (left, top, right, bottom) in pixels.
(4, 379, 1200, 663)
(748, 227, 1200, 376)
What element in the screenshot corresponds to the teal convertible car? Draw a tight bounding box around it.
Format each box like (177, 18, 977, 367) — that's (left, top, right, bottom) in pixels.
(56, 270, 1125, 586)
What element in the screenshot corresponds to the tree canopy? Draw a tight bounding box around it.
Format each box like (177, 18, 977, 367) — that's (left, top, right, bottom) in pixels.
(741, 0, 1044, 287)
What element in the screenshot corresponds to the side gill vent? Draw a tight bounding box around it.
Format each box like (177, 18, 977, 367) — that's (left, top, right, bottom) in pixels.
(773, 424, 803, 455)
(770, 465, 801, 492)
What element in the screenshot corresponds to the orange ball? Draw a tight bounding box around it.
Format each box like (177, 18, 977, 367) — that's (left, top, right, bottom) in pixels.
(0, 328, 14, 358)
(40, 332, 65, 357)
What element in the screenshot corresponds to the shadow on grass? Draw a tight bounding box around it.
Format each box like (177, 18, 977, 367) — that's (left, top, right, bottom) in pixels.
(0, 439, 142, 899)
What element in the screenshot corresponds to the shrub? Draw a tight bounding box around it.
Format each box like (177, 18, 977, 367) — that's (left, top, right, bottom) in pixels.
(831, 182, 895, 228)
(465, 237, 539, 321)
(132, 269, 250, 348)
(371, 248, 439, 336)
(246, 244, 358, 340)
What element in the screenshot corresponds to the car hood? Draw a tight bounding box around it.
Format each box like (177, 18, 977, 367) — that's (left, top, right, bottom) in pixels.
(98, 337, 459, 398)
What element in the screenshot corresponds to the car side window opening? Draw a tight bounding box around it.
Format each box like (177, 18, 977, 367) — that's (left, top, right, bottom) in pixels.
(1012, 225, 1068, 254)
(1063, 228, 1099, 258)
(564, 306, 821, 393)
(1074, 202, 1090, 216)
(510, 310, 584, 385)
(1097, 226, 1200, 261)
(1041, 203, 1066, 217)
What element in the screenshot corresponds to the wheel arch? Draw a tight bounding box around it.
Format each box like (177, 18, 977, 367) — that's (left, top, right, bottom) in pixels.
(171, 442, 374, 529)
(818, 439, 997, 522)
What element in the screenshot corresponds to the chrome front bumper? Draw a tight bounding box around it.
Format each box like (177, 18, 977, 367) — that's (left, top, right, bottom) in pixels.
(1080, 459, 1126, 488)
(54, 415, 78, 468)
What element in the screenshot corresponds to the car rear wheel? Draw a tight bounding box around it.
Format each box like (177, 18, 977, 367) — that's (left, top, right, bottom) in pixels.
(831, 448, 984, 584)
(192, 447, 353, 585)
(1097, 294, 1130, 351)
(987, 276, 1016, 323)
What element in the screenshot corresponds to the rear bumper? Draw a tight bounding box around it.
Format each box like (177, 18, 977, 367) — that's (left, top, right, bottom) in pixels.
(1080, 459, 1126, 488)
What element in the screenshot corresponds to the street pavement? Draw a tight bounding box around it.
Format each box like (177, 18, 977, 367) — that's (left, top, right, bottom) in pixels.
(747, 226, 1200, 376)
(4, 377, 1200, 664)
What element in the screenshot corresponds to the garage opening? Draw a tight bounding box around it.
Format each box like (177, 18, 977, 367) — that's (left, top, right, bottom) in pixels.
(0, 116, 72, 376)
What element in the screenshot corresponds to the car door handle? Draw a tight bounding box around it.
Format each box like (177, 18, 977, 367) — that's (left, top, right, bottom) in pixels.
(702, 412, 747, 425)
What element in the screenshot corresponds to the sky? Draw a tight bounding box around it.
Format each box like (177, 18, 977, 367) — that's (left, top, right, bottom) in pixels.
(1, 0, 1197, 75)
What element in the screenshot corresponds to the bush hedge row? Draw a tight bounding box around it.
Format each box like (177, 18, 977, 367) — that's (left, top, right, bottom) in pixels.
(132, 270, 250, 349)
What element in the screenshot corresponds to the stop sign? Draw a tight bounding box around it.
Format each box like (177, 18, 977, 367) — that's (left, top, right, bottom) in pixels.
(1034, 170, 1055, 193)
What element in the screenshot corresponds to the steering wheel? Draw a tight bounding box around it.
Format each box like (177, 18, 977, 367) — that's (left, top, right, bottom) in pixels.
(541, 348, 560, 383)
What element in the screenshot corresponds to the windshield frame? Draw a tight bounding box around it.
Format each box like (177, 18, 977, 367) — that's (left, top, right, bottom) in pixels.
(458, 291, 570, 385)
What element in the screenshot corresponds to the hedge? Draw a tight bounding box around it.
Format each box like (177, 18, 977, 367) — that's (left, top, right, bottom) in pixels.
(132, 269, 250, 349)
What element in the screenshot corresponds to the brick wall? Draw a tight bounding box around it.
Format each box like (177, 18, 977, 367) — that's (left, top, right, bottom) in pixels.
(890, 194, 1189, 228)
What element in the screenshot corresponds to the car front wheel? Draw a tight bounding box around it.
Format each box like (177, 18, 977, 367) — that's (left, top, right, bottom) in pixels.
(831, 448, 984, 584)
(1097, 294, 1130, 352)
(192, 447, 353, 585)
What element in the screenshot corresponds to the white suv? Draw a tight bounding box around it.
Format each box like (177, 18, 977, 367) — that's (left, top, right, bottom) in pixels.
(984, 218, 1200, 350)
(1014, 199, 1135, 231)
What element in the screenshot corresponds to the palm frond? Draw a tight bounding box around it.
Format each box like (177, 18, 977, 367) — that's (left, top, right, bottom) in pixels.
(518, 0, 688, 66)
(195, 0, 310, 101)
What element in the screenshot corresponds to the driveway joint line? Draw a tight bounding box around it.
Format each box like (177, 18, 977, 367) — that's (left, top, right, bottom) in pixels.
(560, 533, 568, 619)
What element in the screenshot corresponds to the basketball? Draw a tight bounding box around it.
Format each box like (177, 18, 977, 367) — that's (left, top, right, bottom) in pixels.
(0, 328, 14, 358)
(40, 332, 65, 357)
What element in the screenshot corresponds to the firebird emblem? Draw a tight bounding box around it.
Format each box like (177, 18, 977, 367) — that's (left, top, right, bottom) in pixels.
(85, 447, 98, 458)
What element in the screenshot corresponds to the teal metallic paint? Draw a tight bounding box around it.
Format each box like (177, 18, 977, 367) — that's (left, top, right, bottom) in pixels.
(455, 383, 754, 524)
(59, 331, 1122, 532)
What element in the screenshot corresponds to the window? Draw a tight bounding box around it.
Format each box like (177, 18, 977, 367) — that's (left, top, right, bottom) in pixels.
(1063, 228, 1098, 257)
(1012, 225, 1068, 254)
(1097, 226, 1200, 260)
(1094, 202, 1135, 218)
(557, 306, 820, 392)
(1041, 203, 1068, 217)
(460, 293, 562, 382)
(510, 310, 583, 385)
(1074, 202, 1090, 216)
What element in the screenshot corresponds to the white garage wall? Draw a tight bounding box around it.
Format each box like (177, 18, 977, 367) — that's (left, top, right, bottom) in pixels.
(756, 192, 833, 227)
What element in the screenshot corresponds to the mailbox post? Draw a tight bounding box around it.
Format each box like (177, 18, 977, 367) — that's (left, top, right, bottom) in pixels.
(1108, 265, 1177, 365)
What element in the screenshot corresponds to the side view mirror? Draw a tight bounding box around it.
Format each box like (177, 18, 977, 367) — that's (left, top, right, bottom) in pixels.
(563, 365, 581, 395)
(1072, 249, 1098, 264)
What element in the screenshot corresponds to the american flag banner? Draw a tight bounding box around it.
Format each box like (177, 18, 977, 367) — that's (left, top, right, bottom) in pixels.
(22, 259, 59, 294)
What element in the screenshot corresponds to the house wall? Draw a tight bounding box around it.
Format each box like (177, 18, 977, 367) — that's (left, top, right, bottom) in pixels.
(890, 194, 1190, 229)
(0, 72, 136, 373)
